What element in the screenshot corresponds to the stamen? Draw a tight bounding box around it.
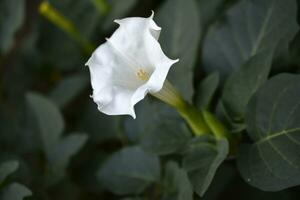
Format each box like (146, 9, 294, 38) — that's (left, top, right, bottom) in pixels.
(136, 69, 149, 81)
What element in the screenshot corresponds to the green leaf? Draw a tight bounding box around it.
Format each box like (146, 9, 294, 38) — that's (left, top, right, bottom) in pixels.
(48, 133, 88, 181)
(26, 92, 64, 155)
(125, 98, 191, 155)
(49, 73, 88, 108)
(97, 146, 160, 195)
(221, 49, 273, 123)
(237, 73, 300, 191)
(1, 183, 32, 200)
(140, 120, 191, 155)
(162, 162, 193, 200)
(202, 0, 298, 79)
(183, 136, 229, 196)
(125, 98, 192, 153)
(195, 72, 219, 110)
(125, 97, 186, 142)
(215, 100, 246, 133)
(0, 0, 24, 54)
(156, 0, 201, 101)
(0, 161, 19, 184)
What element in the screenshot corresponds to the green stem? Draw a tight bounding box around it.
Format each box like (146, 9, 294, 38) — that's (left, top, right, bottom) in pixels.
(202, 110, 238, 154)
(151, 80, 211, 136)
(202, 110, 230, 140)
(177, 101, 211, 136)
(39, 1, 95, 54)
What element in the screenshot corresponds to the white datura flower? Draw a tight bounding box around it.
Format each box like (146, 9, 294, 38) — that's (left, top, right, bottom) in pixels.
(85, 12, 180, 118)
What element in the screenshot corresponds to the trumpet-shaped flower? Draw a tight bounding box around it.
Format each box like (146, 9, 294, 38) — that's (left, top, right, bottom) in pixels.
(86, 12, 179, 118)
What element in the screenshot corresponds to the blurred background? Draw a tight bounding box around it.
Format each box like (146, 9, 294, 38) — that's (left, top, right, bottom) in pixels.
(0, 0, 300, 199)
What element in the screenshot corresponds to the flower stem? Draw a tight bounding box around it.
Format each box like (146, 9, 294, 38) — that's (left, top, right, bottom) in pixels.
(202, 110, 231, 140)
(152, 80, 237, 152)
(38, 1, 95, 54)
(202, 110, 239, 154)
(177, 102, 211, 136)
(152, 80, 210, 136)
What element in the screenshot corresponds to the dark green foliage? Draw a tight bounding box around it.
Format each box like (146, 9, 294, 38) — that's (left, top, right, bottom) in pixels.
(182, 136, 228, 196)
(202, 0, 298, 80)
(1, 183, 32, 200)
(0, 161, 19, 184)
(125, 99, 192, 155)
(221, 49, 273, 123)
(0, 0, 300, 199)
(0, 0, 24, 54)
(238, 74, 300, 191)
(162, 162, 193, 200)
(195, 72, 219, 110)
(0, 161, 32, 200)
(97, 146, 160, 195)
(49, 73, 88, 108)
(156, 0, 201, 101)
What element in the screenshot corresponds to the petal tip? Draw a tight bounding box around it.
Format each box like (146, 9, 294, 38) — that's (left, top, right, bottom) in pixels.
(114, 19, 121, 24)
(149, 10, 155, 19)
(129, 109, 137, 119)
(170, 58, 179, 65)
(85, 59, 91, 67)
(131, 114, 136, 119)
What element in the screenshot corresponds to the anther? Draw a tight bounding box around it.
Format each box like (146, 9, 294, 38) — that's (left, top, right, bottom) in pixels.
(136, 69, 149, 81)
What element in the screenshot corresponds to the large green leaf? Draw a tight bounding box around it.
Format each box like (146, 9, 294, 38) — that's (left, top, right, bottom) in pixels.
(182, 136, 229, 197)
(0, 161, 19, 184)
(162, 162, 193, 200)
(0, 0, 24, 54)
(221, 49, 273, 123)
(202, 0, 298, 79)
(26, 93, 64, 155)
(97, 146, 160, 195)
(237, 74, 300, 191)
(1, 183, 32, 200)
(155, 0, 201, 101)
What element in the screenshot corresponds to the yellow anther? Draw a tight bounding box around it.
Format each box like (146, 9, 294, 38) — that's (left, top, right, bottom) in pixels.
(136, 69, 149, 81)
